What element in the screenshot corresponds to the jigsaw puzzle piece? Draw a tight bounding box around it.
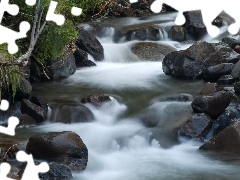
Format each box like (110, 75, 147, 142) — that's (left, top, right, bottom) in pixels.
(16, 151, 49, 180)
(46, 1, 65, 26)
(0, 163, 15, 180)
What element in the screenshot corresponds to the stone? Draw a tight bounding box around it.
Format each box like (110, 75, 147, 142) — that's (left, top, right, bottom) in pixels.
(21, 99, 47, 123)
(191, 91, 232, 117)
(234, 81, 240, 95)
(222, 37, 240, 49)
(200, 83, 220, 95)
(15, 76, 32, 100)
(204, 63, 235, 81)
(217, 75, 235, 85)
(26, 131, 88, 171)
(234, 45, 240, 54)
(168, 26, 187, 42)
(179, 113, 213, 138)
(231, 60, 240, 79)
(50, 103, 94, 124)
(76, 28, 104, 61)
(30, 96, 48, 115)
(18, 114, 36, 127)
(200, 121, 240, 153)
(81, 94, 111, 107)
(73, 47, 88, 67)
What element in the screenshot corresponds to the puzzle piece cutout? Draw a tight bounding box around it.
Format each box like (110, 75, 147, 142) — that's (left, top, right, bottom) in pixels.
(0, 100, 19, 136)
(25, 0, 36, 6)
(0, 0, 31, 54)
(150, 0, 240, 37)
(0, 163, 15, 180)
(16, 151, 49, 180)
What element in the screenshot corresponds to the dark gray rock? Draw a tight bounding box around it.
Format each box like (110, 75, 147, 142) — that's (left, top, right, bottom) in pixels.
(76, 28, 104, 61)
(16, 76, 32, 100)
(168, 26, 187, 42)
(234, 81, 240, 95)
(231, 60, 240, 79)
(30, 96, 48, 115)
(26, 131, 88, 171)
(222, 37, 240, 49)
(217, 75, 235, 85)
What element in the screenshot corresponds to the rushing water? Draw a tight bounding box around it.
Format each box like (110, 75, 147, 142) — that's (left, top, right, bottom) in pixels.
(16, 13, 240, 179)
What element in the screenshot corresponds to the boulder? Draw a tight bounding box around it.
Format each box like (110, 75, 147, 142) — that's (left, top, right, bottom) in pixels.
(222, 37, 240, 49)
(50, 103, 94, 123)
(125, 27, 161, 41)
(231, 60, 240, 79)
(81, 94, 111, 107)
(30, 96, 48, 115)
(191, 91, 232, 117)
(26, 131, 88, 171)
(148, 27, 161, 41)
(217, 75, 235, 85)
(234, 45, 240, 54)
(39, 162, 73, 180)
(168, 26, 187, 42)
(183, 10, 207, 39)
(131, 42, 176, 61)
(200, 83, 220, 95)
(76, 28, 104, 61)
(203, 63, 234, 81)
(213, 110, 239, 136)
(200, 121, 240, 153)
(21, 99, 47, 123)
(73, 47, 88, 66)
(47, 49, 76, 80)
(18, 114, 36, 127)
(179, 113, 213, 138)
(77, 60, 96, 68)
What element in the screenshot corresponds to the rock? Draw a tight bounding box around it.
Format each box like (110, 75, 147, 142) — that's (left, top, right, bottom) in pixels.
(30, 96, 48, 115)
(39, 162, 73, 180)
(200, 83, 220, 95)
(47, 49, 76, 80)
(163, 51, 205, 79)
(126, 27, 161, 41)
(217, 75, 235, 85)
(234, 45, 240, 54)
(231, 60, 240, 79)
(77, 60, 96, 68)
(168, 26, 187, 42)
(20, 99, 47, 123)
(212, 16, 224, 27)
(73, 47, 88, 67)
(213, 110, 239, 136)
(161, 3, 177, 12)
(76, 28, 104, 61)
(183, 10, 207, 39)
(131, 42, 176, 61)
(222, 37, 240, 49)
(179, 113, 213, 138)
(81, 94, 111, 107)
(50, 103, 94, 123)
(26, 131, 88, 171)
(204, 63, 235, 81)
(15, 76, 32, 100)
(191, 91, 232, 117)
(18, 114, 36, 127)
(0, 143, 19, 160)
(200, 121, 240, 153)
(148, 27, 161, 41)
(234, 81, 240, 95)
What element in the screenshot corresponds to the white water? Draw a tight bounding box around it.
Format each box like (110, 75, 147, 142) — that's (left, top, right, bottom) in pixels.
(32, 14, 240, 180)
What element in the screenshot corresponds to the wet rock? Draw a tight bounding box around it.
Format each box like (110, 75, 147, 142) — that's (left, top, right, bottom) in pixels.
(131, 42, 176, 61)
(47, 49, 76, 80)
(50, 104, 94, 123)
(168, 26, 187, 42)
(179, 113, 213, 138)
(191, 91, 232, 117)
(163, 51, 205, 79)
(231, 60, 240, 79)
(76, 28, 104, 61)
(15, 76, 32, 100)
(73, 47, 88, 66)
(212, 16, 224, 27)
(39, 162, 73, 180)
(126, 27, 161, 41)
(200, 83, 220, 95)
(213, 110, 239, 136)
(204, 63, 235, 81)
(200, 121, 240, 153)
(77, 60, 96, 68)
(234, 81, 240, 95)
(148, 27, 161, 41)
(30, 96, 48, 115)
(18, 114, 36, 127)
(234, 45, 240, 54)
(217, 75, 235, 85)
(26, 131, 88, 171)
(222, 37, 240, 49)
(81, 94, 111, 107)
(183, 10, 207, 39)
(161, 3, 177, 12)
(21, 99, 47, 123)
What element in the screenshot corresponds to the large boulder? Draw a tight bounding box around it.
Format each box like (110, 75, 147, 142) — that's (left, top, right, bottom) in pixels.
(76, 28, 104, 61)
(26, 131, 88, 171)
(179, 113, 213, 138)
(21, 99, 47, 123)
(163, 41, 240, 79)
(30, 96, 48, 114)
(73, 47, 96, 68)
(50, 103, 94, 123)
(131, 42, 176, 61)
(191, 91, 232, 117)
(46, 49, 76, 80)
(200, 121, 240, 153)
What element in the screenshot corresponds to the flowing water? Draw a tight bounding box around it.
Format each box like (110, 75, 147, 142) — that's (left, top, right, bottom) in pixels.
(11, 13, 240, 179)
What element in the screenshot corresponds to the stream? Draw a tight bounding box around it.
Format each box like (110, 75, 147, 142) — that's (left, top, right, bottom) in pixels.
(8, 13, 240, 179)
